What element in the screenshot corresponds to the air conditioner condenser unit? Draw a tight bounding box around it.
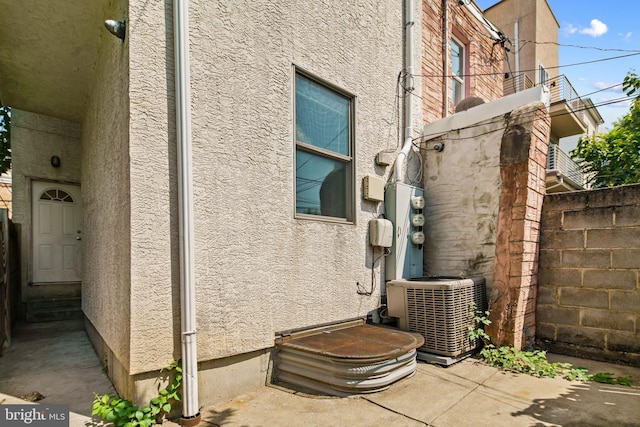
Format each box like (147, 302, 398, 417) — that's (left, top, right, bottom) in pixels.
(387, 276, 487, 365)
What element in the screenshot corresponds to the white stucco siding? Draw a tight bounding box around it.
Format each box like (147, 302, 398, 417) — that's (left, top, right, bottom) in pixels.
(81, 0, 132, 372)
(11, 110, 82, 302)
(422, 118, 504, 286)
(188, 1, 409, 359)
(126, 0, 181, 374)
(124, 0, 416, 368)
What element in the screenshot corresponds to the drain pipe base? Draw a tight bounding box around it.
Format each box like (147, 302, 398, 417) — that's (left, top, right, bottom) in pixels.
(180, 413, 202, 427)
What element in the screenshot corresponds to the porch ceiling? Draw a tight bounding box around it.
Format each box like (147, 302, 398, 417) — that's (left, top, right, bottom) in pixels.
(0, 0, 109, 123)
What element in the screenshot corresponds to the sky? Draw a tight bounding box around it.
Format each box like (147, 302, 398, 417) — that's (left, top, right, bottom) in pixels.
(475, 0, 640, 132)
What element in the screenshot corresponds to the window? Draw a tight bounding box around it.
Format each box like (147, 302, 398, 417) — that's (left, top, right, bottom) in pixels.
(538, 64, 549, 86)
(451, 37, 466, 106)
(40, 189, 74, 203)
(294, 71, 354, 221)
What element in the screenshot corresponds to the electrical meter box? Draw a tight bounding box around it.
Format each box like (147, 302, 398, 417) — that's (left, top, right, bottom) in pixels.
(385, 183, 425, 280)
(369, 218, 393, 247)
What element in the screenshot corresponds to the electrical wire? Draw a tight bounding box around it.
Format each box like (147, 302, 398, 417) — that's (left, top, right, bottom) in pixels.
(517, 39, 640, 53)
(418, 51, 640, 79)
(358, 247, 389, 296)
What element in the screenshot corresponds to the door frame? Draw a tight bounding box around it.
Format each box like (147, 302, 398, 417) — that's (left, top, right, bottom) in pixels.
(26, 179, 83, 290)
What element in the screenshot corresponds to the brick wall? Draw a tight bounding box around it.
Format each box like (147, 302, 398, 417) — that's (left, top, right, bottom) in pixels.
(422, 101, 550, 350)
(488, 103, 550, 349)
(421, 0, 503, 123)
(537, 184, 640, 366)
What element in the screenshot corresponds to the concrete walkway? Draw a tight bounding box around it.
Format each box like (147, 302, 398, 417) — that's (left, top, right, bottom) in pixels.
(1, 321, 639, 426)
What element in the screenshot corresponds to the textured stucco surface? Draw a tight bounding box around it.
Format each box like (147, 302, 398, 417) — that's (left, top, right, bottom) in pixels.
(0, 0, 107, 122)
(122, 0, 417, 374)
(484, 0, 559, 85)
(126, 0, 181, 375)
(81, 0, 132, 375)
(422, 116, 502, 283)
(11, 109, 82, 300)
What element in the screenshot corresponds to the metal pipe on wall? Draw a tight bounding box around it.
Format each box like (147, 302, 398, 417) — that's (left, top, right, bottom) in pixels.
(395, 0, 415, 183)
(173, 0, 200, 423)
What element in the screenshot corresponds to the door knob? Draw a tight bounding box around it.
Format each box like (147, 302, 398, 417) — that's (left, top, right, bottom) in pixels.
(76, 236, 82, 240)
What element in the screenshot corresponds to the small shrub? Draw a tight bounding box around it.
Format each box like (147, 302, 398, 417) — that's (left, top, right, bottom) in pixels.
(92, 359, 182, 426)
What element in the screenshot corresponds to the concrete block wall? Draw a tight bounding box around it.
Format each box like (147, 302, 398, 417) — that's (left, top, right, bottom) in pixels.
(537, 184, 640, 366)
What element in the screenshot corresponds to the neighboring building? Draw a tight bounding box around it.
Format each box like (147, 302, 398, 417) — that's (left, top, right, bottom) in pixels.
(0, 172, 11, 216)
(484, 0, 604, 192)
(422, 0, 505, 123)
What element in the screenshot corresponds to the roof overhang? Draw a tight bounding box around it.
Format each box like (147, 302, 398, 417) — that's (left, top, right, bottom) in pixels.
(0, 0, 110, 123)
(546, 169, 583, 193)
(549, 100, 586, 139)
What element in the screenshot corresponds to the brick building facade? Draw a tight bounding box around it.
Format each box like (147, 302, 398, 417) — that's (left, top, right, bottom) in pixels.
(421, 0, 505, 123)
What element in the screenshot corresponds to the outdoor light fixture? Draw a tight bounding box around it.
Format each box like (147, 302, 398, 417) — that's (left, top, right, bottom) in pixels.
(104, 20, 126, 41)
(51, 156, 61, 168)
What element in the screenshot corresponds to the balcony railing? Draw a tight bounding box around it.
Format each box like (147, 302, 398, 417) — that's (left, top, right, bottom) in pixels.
(548, 75, 586, 120)
(547, 143, 584, 189)
(503, 73, 533, 96)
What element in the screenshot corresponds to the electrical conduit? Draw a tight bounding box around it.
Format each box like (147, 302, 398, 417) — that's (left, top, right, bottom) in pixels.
(396, 0, 415, 183)
(173, 0, 200, 423)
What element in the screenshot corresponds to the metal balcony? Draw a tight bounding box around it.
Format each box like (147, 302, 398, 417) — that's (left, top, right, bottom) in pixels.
(503, 73, 533, 97)
(546, 143, 585, 193)
(547, 75, 587, 138)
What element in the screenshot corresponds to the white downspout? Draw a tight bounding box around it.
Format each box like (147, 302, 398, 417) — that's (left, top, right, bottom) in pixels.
(395, 0, 415, 183)
(173, 0, 200, 423)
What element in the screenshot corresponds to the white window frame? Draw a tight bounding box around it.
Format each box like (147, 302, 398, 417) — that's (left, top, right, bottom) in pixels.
(293, 68, 355, 223)
(451, 36, 466, 107)
(538, 63, 549, 86)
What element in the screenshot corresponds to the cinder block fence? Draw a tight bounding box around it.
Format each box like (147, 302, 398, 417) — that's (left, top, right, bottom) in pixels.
(537, 184, 640, 366)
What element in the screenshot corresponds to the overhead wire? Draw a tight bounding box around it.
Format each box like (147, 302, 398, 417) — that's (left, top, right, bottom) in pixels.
(516, 40, 640, 53)
(418, 51, 640, 79)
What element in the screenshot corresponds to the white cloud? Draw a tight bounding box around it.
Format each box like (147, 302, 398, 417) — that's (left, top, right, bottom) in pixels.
(562, 23, 578, 35)
(622, 32, 633, 41)
(592, 82, 623, 92)
(579, 19, 608, 37)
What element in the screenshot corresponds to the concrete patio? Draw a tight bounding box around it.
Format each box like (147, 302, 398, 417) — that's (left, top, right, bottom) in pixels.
(1, 320, 639, 426)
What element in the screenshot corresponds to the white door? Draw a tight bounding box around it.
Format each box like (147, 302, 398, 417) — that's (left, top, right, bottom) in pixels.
(32, 182, 83, 283)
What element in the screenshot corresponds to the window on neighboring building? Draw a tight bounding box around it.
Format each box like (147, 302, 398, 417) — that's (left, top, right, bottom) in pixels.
(538, 64, 549, 86)
(294, 71, 354, 222)
(451, 37, 466, 107)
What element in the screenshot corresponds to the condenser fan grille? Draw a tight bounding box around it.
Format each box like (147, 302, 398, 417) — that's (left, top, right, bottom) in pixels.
(401, 278, 486, 357)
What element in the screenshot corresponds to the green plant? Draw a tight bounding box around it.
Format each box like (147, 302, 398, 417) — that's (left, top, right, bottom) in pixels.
(592, 372, 632, 386)
(92, 360, 182, 427)
(467, 309, 632, 386)
(467, 303, 491, 345)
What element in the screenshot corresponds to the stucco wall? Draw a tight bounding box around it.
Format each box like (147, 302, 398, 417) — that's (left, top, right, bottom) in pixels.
(126, 0, 417, 374)
(422, 101, 550, 349)
(484, 0, 559, 87)
(11, 109, 82, 301)
(422, 116, 502, 282)
(81, 0, 132, 376)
